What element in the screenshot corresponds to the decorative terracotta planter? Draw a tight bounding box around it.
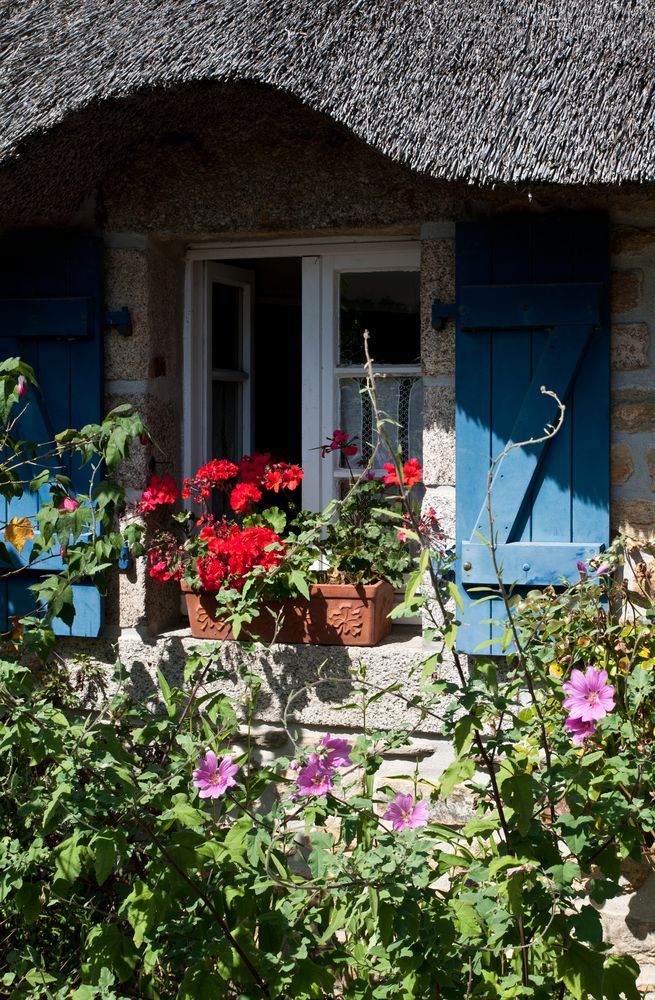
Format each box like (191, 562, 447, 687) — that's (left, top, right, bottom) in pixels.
(182, 580, 395, 646)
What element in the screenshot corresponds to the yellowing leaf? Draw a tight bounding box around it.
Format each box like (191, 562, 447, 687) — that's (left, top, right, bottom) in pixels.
(5, 516, 34, 553)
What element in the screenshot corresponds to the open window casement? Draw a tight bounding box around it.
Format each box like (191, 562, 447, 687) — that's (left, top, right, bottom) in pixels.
(0, 233, 104, 636)
(184, 241, 422, 511)
(454, 216, 610, 655)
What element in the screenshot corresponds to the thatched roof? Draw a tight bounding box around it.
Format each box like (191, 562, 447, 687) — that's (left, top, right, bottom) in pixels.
(1, 0, 655, 186)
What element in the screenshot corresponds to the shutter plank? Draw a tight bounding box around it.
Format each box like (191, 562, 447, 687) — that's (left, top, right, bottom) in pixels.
(473, 324, 594, 544)
(455, 222, 495, 652)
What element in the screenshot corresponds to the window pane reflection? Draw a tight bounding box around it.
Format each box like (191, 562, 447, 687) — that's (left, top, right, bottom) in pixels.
(339, 271, 420, 366)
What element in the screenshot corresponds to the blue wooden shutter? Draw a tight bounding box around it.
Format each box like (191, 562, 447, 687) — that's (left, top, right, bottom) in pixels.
(455, 216, 609, 654)
(0, 233, 104, 636)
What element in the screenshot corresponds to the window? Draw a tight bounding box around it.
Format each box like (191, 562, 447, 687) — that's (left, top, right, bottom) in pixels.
(184, 241, 421, 508)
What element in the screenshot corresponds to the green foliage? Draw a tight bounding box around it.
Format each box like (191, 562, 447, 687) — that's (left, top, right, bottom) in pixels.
(0, 359, 145, 641)
(0, 361, 646, 998)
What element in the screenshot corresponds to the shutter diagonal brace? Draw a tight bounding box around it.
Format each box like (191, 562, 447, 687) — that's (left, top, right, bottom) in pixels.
(473, 323, 594, 544)
(458, 281, 602, 587)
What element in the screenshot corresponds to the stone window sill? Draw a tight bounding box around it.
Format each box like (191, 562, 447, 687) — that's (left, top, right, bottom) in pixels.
(154, 621, 423, 648)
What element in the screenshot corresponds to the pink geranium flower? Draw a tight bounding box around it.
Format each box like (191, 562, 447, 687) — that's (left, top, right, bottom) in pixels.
(318, 733, 352, 768)
(57, 496, 80, 512)
(562, 667, 615, 722)
(296, 760, 335, 797)
(383, 793, 429, 831)
(192, 751, 239, 799)
(565, 715, 597, 745)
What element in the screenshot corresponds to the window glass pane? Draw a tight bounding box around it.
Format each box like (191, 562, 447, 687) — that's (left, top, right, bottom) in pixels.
(212, 381, 240, 463)
(339, 271, 420, 366)
(339, 375, 423, 468)
(212, 283, 241, 370)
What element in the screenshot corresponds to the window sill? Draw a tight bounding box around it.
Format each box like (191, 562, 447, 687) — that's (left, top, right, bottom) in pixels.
(110, 622, 423, 649)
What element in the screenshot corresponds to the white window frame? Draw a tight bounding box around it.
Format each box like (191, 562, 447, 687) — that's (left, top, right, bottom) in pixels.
(183, 239, 421, 509)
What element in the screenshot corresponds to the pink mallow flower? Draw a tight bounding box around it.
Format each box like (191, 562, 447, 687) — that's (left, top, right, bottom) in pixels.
(192, 751, 239, 799)
(383, 793, 429, 832)
(296, 760, 335, 797)
(562, 667, 615, 723)
(57, 496, 80, 512)
(17, 375, 27, 397)
(318, 733, 352, 768)
(565, 716, 597, 745)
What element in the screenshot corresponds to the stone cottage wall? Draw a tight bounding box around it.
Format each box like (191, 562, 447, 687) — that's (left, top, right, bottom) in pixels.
(610, 218, 655, 549)
(4, 82, 655, 985)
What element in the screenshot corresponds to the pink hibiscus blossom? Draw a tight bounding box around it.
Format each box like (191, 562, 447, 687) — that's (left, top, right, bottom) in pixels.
(296, 760, 335, 797)
(562, 667, 615, 723)
(565, 715, 597, 745)
(383, 793, 429, 831)
(57, 496, 80, 512)
(318, 733, 352, 768)
(192, 751, 239, 799)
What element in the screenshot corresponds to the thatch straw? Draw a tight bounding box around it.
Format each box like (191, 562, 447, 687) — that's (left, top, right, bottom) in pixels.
(1, 0, 654, 185)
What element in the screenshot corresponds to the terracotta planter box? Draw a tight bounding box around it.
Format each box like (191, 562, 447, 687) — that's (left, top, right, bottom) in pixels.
(182, 580, 395, 646)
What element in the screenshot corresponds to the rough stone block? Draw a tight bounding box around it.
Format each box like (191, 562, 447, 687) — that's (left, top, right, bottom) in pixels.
(647, 449, 655, 492)
(104, 389, 181, 492)
(423, 485, 456, 547)
(104, 247, 151, 381)
(423, 386, 455, 486)
(611, 270, 642, 315)
(611, 442, 635, 486)
(612, 389, 655, 433)
(612, 499, 655, 544)
(61, 628, 461, 736)
(104, 242, 184, 386)
(596, 871, 655, 987)
(421, 240, 455, 378)
(611, 323, 650, 370)
(611, 226, 655, 256)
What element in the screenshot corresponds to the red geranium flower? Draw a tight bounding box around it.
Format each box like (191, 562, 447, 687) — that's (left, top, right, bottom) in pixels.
(196, 524, 284, 592)
(138, 474, 179, 512)
(146, 535, 182, 582)
(382, 459, 422, 488)
(382, 463, 400, 486)
(263, 468, 284, 493)
(263, 462, 304, 493)
(230, 482, 262, 514)
(182, 459, 239, 500)
(402, 458, 423, 488)
(239, 453, 271, 485)
(280, 463, 304, 491)
(321, 429, 358, 459)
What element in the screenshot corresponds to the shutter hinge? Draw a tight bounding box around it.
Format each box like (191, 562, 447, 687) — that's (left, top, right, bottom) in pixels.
(104, 307, 132, 336)
(431, 300, 457, 329)
(118, 542, 133, 572)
